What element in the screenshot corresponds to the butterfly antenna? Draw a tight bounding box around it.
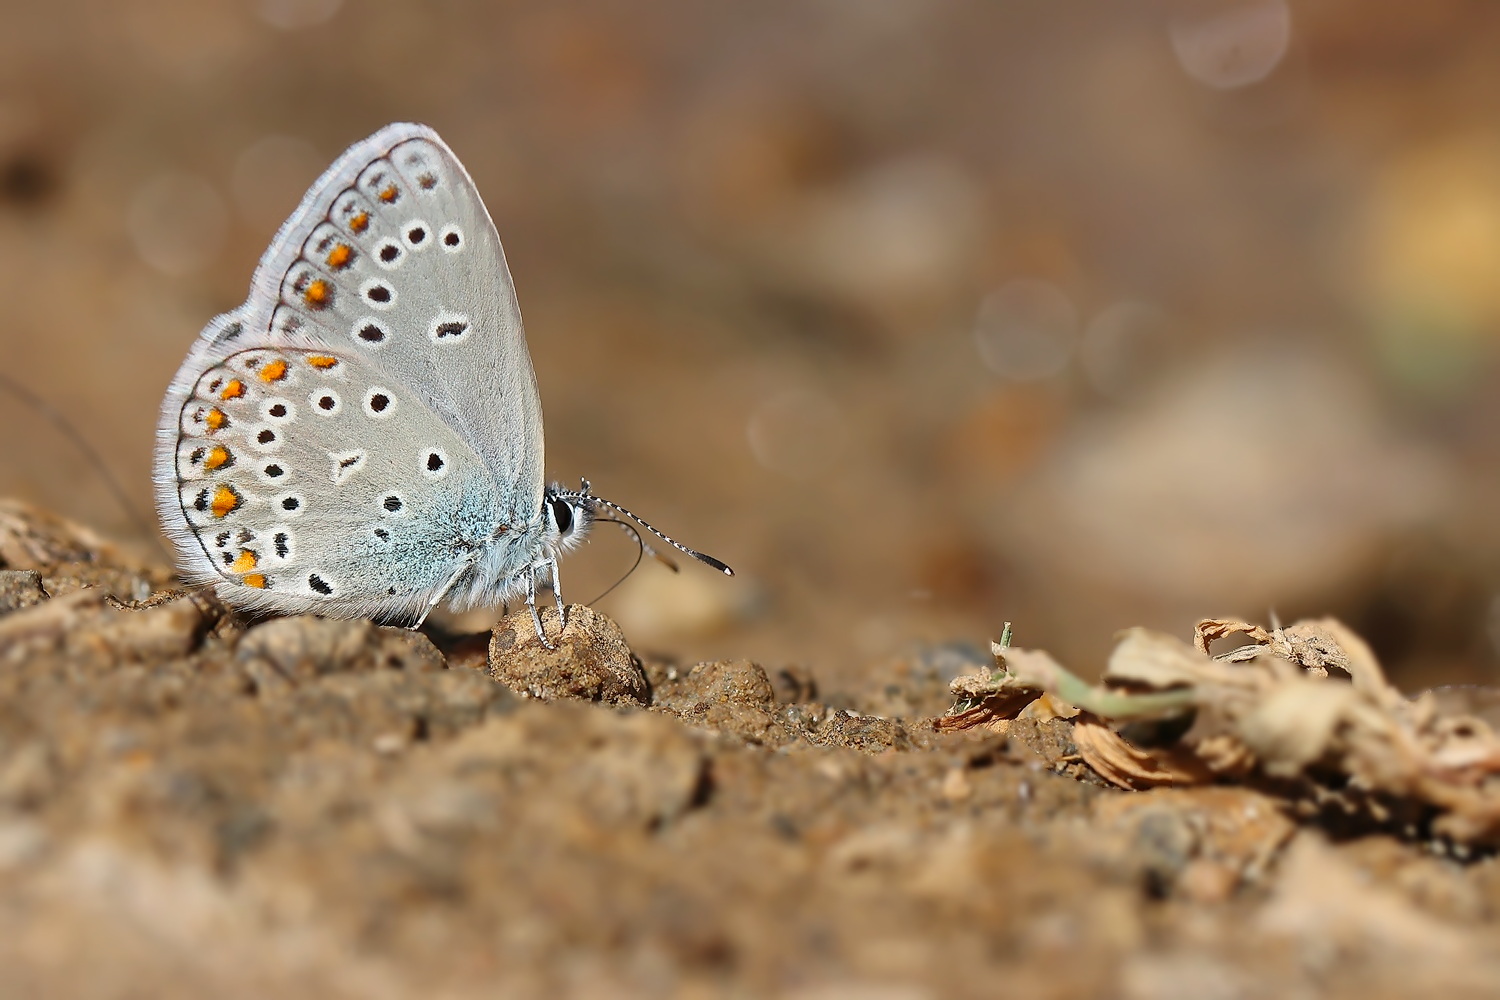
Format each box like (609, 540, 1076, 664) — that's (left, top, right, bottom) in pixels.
(609, 516, 680, 572)
(559, 479, 734, 577)
(0, 371, 156, 543)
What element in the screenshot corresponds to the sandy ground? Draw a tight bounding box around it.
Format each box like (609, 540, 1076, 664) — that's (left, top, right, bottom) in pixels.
(3, 500, 1500, 1000)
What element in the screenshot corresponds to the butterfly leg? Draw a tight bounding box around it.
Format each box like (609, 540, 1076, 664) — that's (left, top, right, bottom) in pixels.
(526, 559, 560, 650)
(547, 558, 567, 632)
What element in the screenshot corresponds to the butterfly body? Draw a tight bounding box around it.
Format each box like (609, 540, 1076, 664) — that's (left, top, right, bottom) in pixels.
(156, 122, 729, 638)
(156, 123, 729, 640)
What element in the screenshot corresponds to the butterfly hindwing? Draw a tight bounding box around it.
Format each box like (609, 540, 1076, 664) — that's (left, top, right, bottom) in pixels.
(166, 346, 508, 620)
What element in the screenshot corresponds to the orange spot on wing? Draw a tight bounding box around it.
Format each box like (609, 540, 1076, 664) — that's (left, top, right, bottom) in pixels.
(349, 212, 370, 234)
(205, 408, 228, 432)
(302, 279, 332, 309)
(231, 549, 258, 573)
(259, 359, 289, 382)
(210, 485, 241, 518)
(203, 446, 231, 471)
(307, 355, 339, 369)
(325, 243, 354, 269)
(220, 379, 245, 400)
(241, 574, 267, 589)
(378, 184, 399, 203)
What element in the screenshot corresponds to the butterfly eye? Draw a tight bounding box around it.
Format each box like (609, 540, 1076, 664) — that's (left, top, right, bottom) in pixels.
(550, 497, 574, 535)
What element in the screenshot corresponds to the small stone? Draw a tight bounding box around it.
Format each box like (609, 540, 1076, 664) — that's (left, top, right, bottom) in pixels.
(679, 658, 775, 710)
(652, 659, 798, 746)
(812, 710, 914, 752)
(487, 604, 648, 706)
(0, 570, 47, 614)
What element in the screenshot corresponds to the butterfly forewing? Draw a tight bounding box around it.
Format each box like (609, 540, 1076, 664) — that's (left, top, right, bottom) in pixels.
(240, 124, 543, 521)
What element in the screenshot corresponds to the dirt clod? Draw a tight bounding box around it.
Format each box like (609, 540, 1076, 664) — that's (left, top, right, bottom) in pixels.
(0, 569, 46, 613)
(488, 603, 649, 705)
(651, 658, 798, 745)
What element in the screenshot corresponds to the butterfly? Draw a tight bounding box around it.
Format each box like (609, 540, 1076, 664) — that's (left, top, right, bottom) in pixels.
(153, 123, 730, 646)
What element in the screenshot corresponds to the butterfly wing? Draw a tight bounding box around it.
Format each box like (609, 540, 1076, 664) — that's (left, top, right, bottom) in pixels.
(161, 345, 516, 619)
(154, 124, 545, 616)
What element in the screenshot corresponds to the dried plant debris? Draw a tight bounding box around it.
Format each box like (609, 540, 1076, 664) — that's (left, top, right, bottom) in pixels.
(941, 617, 1500, 845)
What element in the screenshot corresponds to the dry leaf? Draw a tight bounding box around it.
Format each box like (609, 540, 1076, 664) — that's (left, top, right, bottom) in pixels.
(1074, 714, 1214, 789)
(1236, 679, 1359, 777)
(1106, 628, 1216, 689)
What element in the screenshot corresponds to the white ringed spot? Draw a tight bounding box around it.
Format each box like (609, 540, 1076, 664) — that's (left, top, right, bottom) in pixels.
(420, 448, 449, 480)
(352, 319, 390, 347)
(310, 388, 343, 416)
(359, 278, 397, 310)
(402, 220, 432, 250)
(428, 311, 471, 345)
(246, 423, 284, 453)
(363, 387, 397, 419)
(262, 398, 295, 423)
(373, 238, 404, 269)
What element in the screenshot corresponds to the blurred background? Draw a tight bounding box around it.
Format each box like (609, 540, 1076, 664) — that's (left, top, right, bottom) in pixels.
(2, 0, 1499, 689)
